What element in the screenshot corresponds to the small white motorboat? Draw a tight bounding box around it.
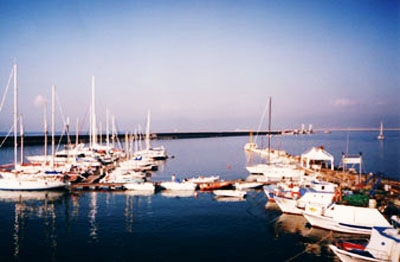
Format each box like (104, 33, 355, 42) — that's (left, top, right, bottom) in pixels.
(213, 189, 246, 198)
(187, 175, 220, 184)
(302, 204, 392, 234)
(123, 182, 155, 192)
(234, 181, 263, 191)
(159, 181, 197, 191)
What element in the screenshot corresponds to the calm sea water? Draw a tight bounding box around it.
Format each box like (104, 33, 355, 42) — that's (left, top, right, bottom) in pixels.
(0, 131, 399, 262)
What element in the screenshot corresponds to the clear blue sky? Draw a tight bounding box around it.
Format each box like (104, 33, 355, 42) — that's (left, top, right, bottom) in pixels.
(0, 0, 399, 133)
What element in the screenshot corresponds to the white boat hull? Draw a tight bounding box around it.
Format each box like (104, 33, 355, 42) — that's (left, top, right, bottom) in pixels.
(160, 181, 197, 191)
(213, 190, 246, 198)
(274, 192, 335, 215)
(329, 244, 379, 262)
(123, 182, 155, 192)
(303, 204, 392, 235)
(0, 177, 69, 191)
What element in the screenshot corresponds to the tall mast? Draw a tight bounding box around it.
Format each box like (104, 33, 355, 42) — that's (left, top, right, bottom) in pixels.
(267, 96, 272, 164)
(75, 117, 79, 147)
(20, 114, 24, 164)
(106, 108, 110, 148)
(51, 85, 55, 167)
(44, 101, 48, 163)
(13, 63, 18, 168)
(91, 76, 97, 147)
(145, 110, 151, 150)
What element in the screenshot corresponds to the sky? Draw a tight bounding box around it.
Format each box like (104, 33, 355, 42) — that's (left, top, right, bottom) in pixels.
(0, 0, 399, 133)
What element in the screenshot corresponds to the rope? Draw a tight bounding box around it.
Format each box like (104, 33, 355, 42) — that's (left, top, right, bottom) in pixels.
(0, 125, 14, 148)
(285, 230, 333, 262)
(0, 67, 13, 113)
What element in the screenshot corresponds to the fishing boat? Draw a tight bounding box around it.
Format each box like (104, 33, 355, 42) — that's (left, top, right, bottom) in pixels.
(302, 204, 392, 235)
(377, 121, 384, 140)
(213, 189, 246, 198)
(264, 179, 337, 204)
(329, 226, 400, 261)
(274, 191, 335, 215)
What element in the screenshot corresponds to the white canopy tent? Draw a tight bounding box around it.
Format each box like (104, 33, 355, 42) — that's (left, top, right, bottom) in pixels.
(300, 146, 334, 170)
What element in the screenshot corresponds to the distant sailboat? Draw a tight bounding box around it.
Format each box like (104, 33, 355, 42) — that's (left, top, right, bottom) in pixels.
(377, 121, 384, 140)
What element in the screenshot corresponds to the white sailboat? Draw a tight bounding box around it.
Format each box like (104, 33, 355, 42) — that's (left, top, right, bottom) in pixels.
(135, 110, 167, 160)
(377, 121, 384, 140)
(0, 63, 69, 191)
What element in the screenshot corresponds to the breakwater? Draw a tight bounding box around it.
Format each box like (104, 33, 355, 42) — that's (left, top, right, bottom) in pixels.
(0, 130, 282, 147)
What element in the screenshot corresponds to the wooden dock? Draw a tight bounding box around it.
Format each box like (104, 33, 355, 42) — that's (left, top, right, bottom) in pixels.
(71, 182, 126, 191)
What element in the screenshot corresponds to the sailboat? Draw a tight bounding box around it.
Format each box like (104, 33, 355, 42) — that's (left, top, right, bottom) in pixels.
(135, 110, 167, 160)
(0, 63, 69, 191)
(377, 121, 384, 140)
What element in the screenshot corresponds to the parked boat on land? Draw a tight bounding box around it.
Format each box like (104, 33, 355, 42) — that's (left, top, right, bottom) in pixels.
(329, 226, 400, 261)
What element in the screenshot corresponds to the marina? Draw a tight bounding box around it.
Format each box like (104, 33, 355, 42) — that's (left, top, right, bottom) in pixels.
(0, 131, 399, 261)
(1, 1, 398, 261)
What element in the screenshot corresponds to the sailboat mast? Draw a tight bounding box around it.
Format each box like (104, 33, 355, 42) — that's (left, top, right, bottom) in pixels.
(267, 96, 272, 163)
(44, 102, 48, 163)
(91, 76, 97, 147)
(13, 63, 18, 168)
(145, 110, 151, 150)
(20, 114, 23, 164)
(51, 85, 55, 167)
(75, 118, 79, 147)
(106, 108, 110, 148)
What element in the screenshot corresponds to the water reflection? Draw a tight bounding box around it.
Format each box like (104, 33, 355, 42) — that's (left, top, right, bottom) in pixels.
(89, 192, 98, 243)
(0, 190, 65, 261)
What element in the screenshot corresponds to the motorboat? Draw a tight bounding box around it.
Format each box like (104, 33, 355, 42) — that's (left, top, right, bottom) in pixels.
(234, 181, 263, 191)
(302, 204, 392, 235)
(273, 191, 335, 215)
(123, 181, 155, 192)
(213, 189, 246, 198)
(246, 164, 304, 183)
(159, 181, 197, 191)
(187, 175, 220, 184)
(329, 226, 400, 261)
